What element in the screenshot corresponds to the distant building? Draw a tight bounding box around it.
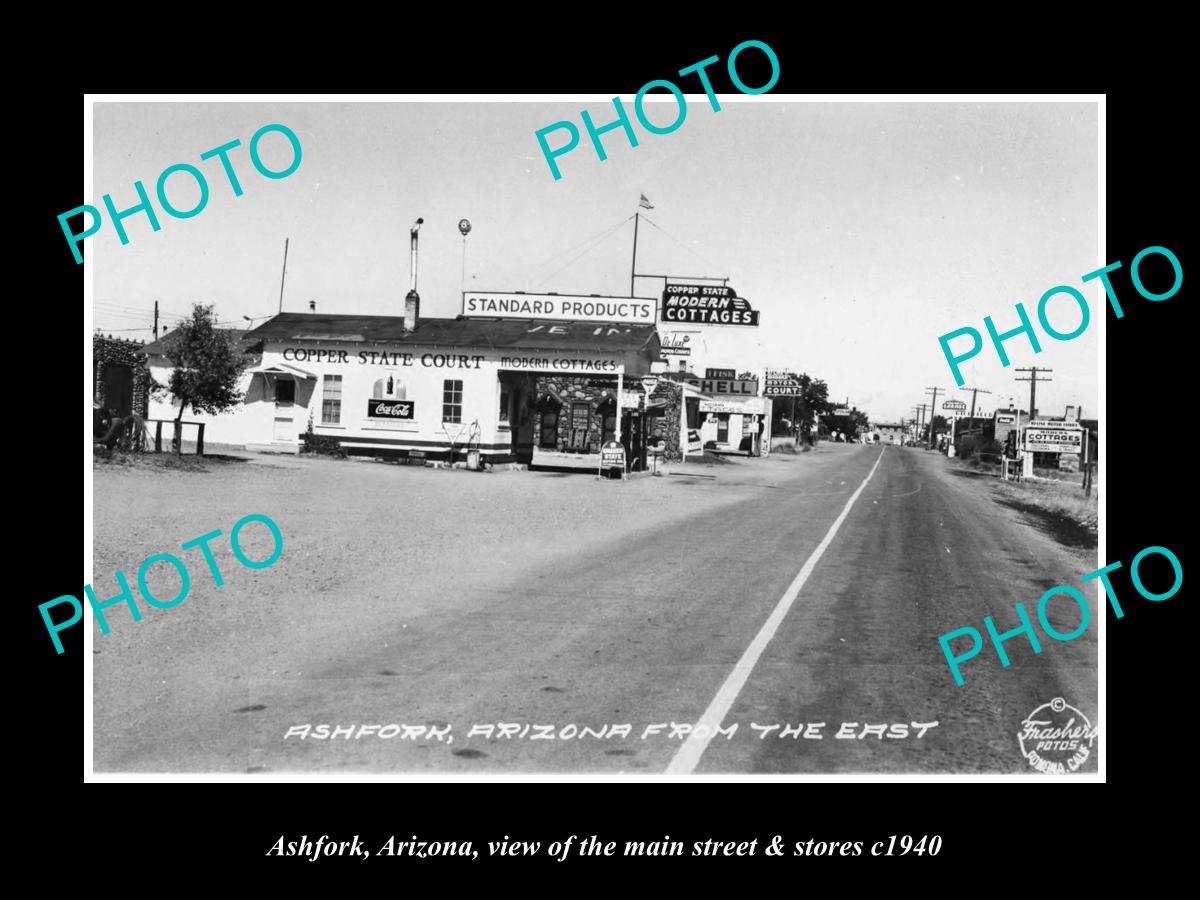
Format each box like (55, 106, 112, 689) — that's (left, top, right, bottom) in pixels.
(993, 407, 1030, 445)
(872, 422, 905, 444)
(143, 327, 259, 443)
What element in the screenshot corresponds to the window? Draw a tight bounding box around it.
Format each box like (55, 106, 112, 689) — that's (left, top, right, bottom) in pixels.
(567, 401, 591, 452)
(372, 374, 406, 399)
(499, 384, 511, 424)
(442, 379, 463, 423)
(321, 374, 342, 424)
(275, 378, 296, 404)
(539, 408, 559, 448)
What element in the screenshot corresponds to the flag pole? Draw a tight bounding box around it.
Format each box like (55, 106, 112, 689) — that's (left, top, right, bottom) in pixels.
(629, 211, 640, 298)
(277, 237, 289, 314)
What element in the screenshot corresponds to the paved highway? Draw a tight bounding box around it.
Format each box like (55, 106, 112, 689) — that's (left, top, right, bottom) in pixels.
(92, 444, 1097, 774)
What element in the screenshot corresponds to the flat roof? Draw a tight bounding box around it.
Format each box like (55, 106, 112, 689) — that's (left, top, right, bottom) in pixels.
(238, 313, 661, 356)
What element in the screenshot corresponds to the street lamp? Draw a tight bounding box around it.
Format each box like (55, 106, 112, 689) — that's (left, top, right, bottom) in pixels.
(458, 218, 472, 295)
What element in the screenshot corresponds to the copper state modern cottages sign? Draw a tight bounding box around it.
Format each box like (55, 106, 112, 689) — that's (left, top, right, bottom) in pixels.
(661, 284, 760, 326)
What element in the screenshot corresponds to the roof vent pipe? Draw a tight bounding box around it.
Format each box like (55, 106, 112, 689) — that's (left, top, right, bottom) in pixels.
(406, 217, 424, 331)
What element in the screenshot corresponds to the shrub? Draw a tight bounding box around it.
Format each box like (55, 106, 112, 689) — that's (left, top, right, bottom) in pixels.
(301, 432, 347, 458)
(956, 434, 980, 459)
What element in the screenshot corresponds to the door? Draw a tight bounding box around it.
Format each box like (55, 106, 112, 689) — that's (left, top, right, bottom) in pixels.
(716, 414, 729, 444)
(102, 365, 133, 419)
(620, 410, 644, 471)
(501, 373, 537, 464)
(274, 377, 296, 441)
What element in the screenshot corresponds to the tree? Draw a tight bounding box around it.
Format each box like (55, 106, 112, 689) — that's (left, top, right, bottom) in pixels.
(162, 303, 248, 453)
(924, 414, 949, 445)
(821, 405, 871, 440)
(847, 407, 871, 439)
(769, 372, 831, 443)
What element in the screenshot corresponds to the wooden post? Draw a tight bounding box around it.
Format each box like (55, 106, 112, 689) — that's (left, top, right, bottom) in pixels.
(197, 423, 205, 457)
(155, 420, 163, 453)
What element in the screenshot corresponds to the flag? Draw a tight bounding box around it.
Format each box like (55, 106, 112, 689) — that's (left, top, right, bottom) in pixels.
(638, 194, 654, 210)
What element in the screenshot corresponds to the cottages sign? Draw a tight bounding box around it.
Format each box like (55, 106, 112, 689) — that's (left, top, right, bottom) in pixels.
(661, 284, 760, 326)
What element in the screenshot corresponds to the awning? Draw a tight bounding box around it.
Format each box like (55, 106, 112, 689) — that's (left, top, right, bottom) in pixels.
(247, 362, 316, 379)
(699, 396, 764, 414)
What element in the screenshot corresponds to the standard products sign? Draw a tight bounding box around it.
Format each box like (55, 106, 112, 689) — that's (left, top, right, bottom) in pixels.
(661, 284, 760, 326)
(463, 292, 655, 325)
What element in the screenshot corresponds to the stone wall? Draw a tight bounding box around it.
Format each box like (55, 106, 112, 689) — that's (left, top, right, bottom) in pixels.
(532, 375, 616, 453)
(649, 380, 684, 461)
(93, 334, 152, 417)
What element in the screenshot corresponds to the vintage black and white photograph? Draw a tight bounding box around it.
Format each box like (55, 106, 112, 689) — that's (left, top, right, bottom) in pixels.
(85, 96, 1101, 776)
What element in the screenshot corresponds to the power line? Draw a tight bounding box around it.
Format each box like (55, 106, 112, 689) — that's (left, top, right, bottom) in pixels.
(94, 310, 154, 322)
(536, 217, 633, 288)
(530, 215, 635, 279)
(1014, 366, 1052, 418)
(958, 385, 992, 423)
(95, 301, 190, 317)
(640, 214, 727, 275)
(924, 386, 943, 449)
(912, 404, 928, 443)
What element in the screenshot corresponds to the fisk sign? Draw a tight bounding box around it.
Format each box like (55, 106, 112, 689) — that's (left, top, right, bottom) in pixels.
(685, 377, 758, 395)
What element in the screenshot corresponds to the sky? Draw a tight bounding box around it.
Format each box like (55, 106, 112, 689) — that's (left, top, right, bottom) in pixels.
(92, 99, 1098, 424)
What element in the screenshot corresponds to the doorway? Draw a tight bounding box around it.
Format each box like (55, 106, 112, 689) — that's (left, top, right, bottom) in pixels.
(621, 410, 645, 472)
(102, 364, 133, 419)
(499, 372, 537, 464)
(274, 376, 296, 442)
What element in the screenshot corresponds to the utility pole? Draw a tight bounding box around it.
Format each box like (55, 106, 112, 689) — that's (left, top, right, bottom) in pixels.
(924, 387, 942, 449)
(153, 300, 159, 339)
(912, 404, 928, 446)
(277, 238, 290, 314)
(958, 385, 992, 429)
(1014, 367, 1052, 419)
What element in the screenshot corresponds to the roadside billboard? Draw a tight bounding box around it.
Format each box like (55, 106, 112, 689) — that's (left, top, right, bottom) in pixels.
(1023, 421, 1084, 454)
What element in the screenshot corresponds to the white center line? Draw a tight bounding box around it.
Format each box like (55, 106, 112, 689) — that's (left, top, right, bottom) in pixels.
(665, 445, 888, 774)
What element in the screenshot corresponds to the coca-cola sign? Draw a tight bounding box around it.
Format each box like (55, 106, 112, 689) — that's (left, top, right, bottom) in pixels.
(367, 399, 415, 419)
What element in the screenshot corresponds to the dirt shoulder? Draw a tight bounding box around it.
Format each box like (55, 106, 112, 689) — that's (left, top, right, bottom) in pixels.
(940, 455, 1097, 559)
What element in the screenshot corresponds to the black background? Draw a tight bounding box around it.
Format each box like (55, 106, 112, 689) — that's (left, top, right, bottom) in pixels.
(26, 23, 1186, 882)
